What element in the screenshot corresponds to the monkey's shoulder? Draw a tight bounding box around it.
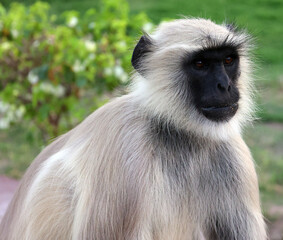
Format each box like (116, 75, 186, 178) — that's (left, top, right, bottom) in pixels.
(148, 118, 254, 175)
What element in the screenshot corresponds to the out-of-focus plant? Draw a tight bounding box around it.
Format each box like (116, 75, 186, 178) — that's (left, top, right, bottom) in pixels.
(0, 0, 153, 141)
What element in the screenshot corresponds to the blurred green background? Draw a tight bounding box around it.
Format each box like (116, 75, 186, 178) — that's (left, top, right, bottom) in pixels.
(0, 0, 282, 238)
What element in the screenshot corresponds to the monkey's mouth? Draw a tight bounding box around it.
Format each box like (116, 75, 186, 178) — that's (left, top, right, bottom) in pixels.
(201, 103, 239, 122)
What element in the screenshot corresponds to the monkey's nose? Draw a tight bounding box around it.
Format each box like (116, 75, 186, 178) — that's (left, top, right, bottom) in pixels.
(217, 82, 231, 92)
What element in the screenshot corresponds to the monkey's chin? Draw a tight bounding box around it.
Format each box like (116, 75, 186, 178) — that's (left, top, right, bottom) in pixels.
(201, 103, 239, 122)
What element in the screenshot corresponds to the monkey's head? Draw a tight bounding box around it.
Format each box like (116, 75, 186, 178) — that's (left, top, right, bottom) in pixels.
(131, 18, 254, 140)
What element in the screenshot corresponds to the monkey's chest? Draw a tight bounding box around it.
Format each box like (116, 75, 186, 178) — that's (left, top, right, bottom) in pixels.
(155, 139, 244, 215)
(151, 148, 245, 239)
(158, 138, 243, 194)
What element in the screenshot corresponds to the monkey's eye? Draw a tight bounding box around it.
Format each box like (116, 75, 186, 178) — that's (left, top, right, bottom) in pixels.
(194, 60, 205, 69)
(224, 56, 234, 65)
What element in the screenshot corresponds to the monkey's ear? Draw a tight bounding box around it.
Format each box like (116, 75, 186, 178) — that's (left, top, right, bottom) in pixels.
(131, 35, 152, 73)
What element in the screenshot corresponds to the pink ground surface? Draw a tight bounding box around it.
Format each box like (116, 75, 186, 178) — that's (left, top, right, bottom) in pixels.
(0, 176, 19, 222)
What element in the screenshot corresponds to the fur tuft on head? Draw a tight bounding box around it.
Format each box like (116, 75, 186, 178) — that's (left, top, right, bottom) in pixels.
(131, 18, 255, 141)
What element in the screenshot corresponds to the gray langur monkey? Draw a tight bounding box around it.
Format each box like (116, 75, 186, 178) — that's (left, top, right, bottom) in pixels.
(0, 18, 267, 240)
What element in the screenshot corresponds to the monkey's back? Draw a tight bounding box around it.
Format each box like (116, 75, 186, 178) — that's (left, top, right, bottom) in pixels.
(0, 95, 156, 240)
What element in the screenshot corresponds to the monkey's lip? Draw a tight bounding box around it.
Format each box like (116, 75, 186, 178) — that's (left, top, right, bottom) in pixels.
(201, 103, 238, 111)
(201, 103, 239, 121)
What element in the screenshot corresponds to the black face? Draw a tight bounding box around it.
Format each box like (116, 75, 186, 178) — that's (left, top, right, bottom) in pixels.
(184, 47, 240, 122)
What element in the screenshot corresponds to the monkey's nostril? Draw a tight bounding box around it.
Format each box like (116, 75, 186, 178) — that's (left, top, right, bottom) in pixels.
(217, 82, 231, 92)
(217, 83, 225, 90)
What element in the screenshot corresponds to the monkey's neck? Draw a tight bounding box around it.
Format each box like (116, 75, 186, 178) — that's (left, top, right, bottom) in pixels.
(147, 115, 212, 147)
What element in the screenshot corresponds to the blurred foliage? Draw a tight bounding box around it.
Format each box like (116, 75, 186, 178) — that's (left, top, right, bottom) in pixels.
(0, 0, 151, 140)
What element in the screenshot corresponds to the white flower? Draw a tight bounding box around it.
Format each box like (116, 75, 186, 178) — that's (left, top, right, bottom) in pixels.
(11, 29, 19, 38)
(84, 40, 96, 52)
(119, 72, 128, 83)
(32, 40, 40, 48)
(54, 85, 65, 97)
(104, 65, 128, 82)
(117, 41, 127, 50)
(142, 22, 154, 33)
(104, 67, 113, 76)
(1, 42, 11, 51)
(114, 65, 124, 78)
(6, 110, 14, 121)
(28, 71, 39, 84)
(114, 65, 128, 83)
(0, 101, 9, 113)
(0, 118, 9, 129)
(88, 22, 95, 29)
(0, 102, 25, 129)
(72, 60, 85, 73)
(88, 53, 96, 60)
(15, 106, 25, 118)
(39, 82, 65, 97)
(68, 17, 78, 28)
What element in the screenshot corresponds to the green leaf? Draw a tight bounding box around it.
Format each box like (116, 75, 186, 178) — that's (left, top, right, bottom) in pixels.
(76, 76, 87, 87)
(38, 104, 49, 120)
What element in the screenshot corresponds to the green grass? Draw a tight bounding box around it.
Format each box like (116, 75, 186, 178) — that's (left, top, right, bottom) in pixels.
(0, 125, 43, 178)
(244, 123, 283, 195)
(255, 64, 283, 122)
